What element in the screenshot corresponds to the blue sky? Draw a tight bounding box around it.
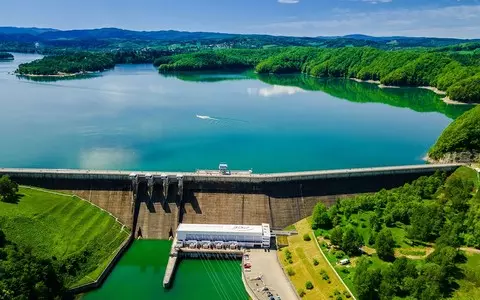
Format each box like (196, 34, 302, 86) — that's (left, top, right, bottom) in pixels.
(1, 0, 480, 38)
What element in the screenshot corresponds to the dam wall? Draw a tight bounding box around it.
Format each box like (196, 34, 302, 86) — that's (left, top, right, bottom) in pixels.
(0, 164, 461, 238)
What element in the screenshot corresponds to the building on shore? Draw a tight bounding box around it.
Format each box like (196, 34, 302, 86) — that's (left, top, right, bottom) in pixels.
(176, 223, 271, 249)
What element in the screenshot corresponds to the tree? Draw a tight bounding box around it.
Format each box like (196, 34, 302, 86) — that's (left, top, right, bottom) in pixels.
(330, 226, 343, 246)
(375, 228, 395, 261)
(408, 203, 444, 242)
(354, 257, 381, 300)
(0, 229, 5, 248)
(0, 176, 19, 203)
(311, 202, 331, 229)
(342, 226, 363, 256)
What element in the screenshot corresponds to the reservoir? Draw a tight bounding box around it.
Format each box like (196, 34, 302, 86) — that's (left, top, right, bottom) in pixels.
(0, 53, 470, 173)
(83, 240, 247, 300)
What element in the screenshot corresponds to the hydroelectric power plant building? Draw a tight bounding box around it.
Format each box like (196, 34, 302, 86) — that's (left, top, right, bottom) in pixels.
(176, 223, 271, 249)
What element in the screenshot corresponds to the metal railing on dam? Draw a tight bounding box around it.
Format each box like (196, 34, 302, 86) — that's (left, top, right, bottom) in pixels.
(0, 163, 463, 183)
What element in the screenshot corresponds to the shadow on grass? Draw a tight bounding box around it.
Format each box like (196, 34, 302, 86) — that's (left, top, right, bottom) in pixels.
(1, 193, 24, 204)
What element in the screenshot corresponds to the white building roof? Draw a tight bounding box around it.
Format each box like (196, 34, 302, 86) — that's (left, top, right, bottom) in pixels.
(178, 223, 264, 235)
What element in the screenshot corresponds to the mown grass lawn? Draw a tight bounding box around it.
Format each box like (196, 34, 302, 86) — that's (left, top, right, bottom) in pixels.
(0, 186, 130, 287)
(278, 219, 350, 300)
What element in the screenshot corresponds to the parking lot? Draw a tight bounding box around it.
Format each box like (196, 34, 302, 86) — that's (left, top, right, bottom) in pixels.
(243, 249, 298, 300)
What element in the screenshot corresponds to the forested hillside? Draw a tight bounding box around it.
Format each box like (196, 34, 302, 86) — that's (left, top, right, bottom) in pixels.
(2, 26, 478, 54)
(312, 167, 480, 299)
(157, 48, 281, 71)
(429, 105, 480, 162)
(159, 47, 480, 103)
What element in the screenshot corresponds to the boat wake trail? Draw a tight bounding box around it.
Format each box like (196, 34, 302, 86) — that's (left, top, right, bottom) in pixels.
(196, 115, 219, 121)
(196, 115, 248, 123)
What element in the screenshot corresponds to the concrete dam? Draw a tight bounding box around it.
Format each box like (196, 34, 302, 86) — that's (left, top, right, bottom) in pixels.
(0, 164, 461, 239)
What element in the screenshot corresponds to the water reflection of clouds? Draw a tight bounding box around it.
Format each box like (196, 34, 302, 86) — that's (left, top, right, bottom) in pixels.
(79, 148, 136, 170)
(247, 85, 305, 97)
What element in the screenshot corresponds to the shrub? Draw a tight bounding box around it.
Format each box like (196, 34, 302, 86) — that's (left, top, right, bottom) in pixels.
(335, 250, 346, 259)
(285, 249, 292, 260)
(303, 233, 311, 241)
(287, 267, 296, 276)
(313, 258, 319, 266)
(320, 269, 330, 280)
(288, 258, 293, 264)
(298, 288, 306, 297)
(361, 223, 367, 228)
(324, 234, 330, 240)
(305, 281, 314, 290)
(344, 290, 352, 298)
(334, 289, 341, 295)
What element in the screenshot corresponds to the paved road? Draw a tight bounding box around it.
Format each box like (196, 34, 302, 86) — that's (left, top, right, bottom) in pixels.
(243, 249, 298, 300)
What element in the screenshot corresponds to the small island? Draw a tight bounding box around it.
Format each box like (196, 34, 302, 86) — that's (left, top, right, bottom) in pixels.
(15, 50, 169, 78)
(0, 52, 14, 61)
(16, 52, 116, 77)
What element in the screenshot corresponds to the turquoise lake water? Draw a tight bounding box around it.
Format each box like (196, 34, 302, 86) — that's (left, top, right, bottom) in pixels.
(0, 53, 470, 173)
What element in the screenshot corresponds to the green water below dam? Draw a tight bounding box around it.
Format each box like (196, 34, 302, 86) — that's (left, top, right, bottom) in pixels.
(84, 240, 248, 300)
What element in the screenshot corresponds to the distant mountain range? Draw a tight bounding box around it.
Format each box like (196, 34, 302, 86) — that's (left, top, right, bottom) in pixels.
(0, 26, 478, 52)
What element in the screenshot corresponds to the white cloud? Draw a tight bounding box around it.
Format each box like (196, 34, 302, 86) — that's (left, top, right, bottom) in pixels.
(278, 0, 300, 4)
(248, 85, 305, 97)
(249, 4, 480, 38)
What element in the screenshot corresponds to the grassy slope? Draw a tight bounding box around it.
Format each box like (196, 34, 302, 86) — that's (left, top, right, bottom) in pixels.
(0, 186, 129, 287)
(278, 219, 348, 300)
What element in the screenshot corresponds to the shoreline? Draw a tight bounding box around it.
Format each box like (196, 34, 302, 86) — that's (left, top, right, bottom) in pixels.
(350, 78, 477, 105)
(16, 71, 100, 78)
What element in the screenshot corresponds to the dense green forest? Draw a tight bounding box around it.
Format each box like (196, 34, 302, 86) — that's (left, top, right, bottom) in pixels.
(312, 167, 480, 299)
(429, 105, 480, 162)
(0, 52, 13, 60)
(157, 48, 281, 71)
(0, 229, 66, 299)
(159, 47, 480, 103)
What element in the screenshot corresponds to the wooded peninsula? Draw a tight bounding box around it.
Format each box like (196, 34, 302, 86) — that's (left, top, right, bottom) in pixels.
(158, 47, 480, 104)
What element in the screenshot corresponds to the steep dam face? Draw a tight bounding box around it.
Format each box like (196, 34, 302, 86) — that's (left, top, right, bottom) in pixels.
(0, 164, 461, 239)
